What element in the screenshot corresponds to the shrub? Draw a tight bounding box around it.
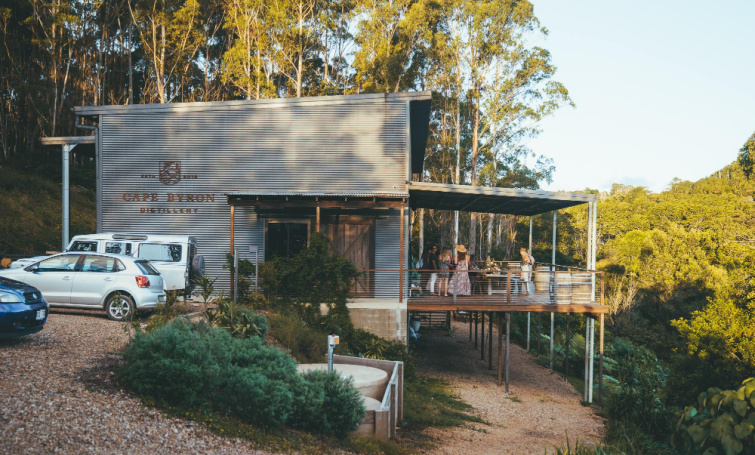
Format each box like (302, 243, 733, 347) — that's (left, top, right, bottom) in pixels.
(293, 370, 365, 437)
(119, 318, 364, 436)
(266, 313, 327, 363)
(605, 338, 669, 438)
(204, 295, 269, 339)
(139, 291, 188, 333)
(672, 378, 755, 455)
(261, 233, 361, 324)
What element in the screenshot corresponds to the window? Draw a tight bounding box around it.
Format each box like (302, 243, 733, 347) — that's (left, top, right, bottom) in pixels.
(81, 255, 118, 273)
(266, 222, 309, 259)
(69, 241, 97, 252)
(105, 242, 132, 256)
(38, 255, 80, 272)
(137, 243, 182, 262)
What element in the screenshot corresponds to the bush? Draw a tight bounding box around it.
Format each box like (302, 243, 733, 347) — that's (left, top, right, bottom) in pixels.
(293, 370, 366, 437)
(119, 318, 364, 435)
(605, 338, 669, 438)
(204, 295, 269, 339)
(672, 378, 755, 455)
(266, 313, 327, 363)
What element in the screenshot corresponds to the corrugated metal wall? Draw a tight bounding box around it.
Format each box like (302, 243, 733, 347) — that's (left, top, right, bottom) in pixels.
(99, 100, 409, 291)
(375, 211, 407, 299)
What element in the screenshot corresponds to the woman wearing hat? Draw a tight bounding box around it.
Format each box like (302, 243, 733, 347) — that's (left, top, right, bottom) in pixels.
(449, 245, 471, 296)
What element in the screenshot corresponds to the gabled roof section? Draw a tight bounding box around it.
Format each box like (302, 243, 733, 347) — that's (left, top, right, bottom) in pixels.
(409, 182, 596, 216)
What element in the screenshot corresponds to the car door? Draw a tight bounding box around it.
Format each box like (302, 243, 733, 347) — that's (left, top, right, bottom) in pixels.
(24, 254, 82, 305)
(70, 255, 120, 306)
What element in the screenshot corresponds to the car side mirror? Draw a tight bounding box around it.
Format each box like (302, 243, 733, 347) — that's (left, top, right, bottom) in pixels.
(25, 264, 38, 272)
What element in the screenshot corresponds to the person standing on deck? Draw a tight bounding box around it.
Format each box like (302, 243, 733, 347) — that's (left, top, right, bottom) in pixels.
(426, 245, 439, 293)
(520, 247, 535, 295)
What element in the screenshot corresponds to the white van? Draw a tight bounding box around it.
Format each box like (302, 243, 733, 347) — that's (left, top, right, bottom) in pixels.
(12, 233, 204, 293)
(66, 233, 204, 293)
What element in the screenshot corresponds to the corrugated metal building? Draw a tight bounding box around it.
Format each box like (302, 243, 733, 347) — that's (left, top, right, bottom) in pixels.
(74, 92, 432, 340)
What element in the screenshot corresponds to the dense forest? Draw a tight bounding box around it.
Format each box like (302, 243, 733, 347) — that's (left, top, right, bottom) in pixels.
(2, 0, 755, 453)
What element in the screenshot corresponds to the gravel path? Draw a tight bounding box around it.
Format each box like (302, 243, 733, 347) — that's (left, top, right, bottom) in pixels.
(412, 318, 606, 454)
(0, 309, 263, 455)
(2, 310, 604, 454)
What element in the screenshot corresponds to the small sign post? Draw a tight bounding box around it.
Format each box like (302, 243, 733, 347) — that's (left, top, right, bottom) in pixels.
(327, 335, 339, 373)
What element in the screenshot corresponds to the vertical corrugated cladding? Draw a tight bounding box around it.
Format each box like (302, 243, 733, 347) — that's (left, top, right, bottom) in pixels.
(98, 100, 407, 291)
(375, 210, 406, 300)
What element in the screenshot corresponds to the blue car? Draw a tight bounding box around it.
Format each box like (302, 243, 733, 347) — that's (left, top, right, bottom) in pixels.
(0, 276, 48, 339)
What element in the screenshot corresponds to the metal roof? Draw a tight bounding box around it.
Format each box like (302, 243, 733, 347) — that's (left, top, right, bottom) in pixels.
(73, 91, 431, 115)
(408, 182, 596, 216)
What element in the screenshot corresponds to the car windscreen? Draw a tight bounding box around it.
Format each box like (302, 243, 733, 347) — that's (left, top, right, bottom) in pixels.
(135, 260, 161, 276)
(137, 243, 182, 262)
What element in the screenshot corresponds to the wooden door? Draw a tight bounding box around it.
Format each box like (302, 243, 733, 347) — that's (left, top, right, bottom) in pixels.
(322, 218, 375, 297)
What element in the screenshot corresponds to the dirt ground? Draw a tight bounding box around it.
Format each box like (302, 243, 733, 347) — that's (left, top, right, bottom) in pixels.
(410, 317, 606, 455)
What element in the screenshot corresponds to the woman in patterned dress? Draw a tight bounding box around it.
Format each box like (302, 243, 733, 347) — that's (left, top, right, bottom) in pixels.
(449, 245, 471, 296)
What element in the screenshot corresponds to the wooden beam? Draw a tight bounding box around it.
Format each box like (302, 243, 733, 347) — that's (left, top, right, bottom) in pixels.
(407, 302, 609, 314)
(230, 199, 405, 209)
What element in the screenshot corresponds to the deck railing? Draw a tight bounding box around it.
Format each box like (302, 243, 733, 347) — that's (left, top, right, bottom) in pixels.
(350, 265, 605, 306)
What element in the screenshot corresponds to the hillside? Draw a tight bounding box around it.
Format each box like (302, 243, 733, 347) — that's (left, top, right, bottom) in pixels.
(0, 166, 95, 255)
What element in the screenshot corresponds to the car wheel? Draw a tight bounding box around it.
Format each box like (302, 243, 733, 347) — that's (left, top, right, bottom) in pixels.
(105, 293, 134, 321)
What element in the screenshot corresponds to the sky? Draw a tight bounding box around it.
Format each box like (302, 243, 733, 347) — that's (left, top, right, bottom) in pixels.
(526, 0, 755, 194)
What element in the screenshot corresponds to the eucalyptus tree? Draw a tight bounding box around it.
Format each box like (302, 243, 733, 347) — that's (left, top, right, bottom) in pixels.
(444, 0, 570, 254)
(738, 131, 755, 178)
(352, 0, 440, 94)
(129, 0, 209, 103)
(221, 0, 273, 99)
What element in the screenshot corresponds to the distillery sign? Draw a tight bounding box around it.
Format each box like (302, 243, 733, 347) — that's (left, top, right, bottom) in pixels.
(122, 161, 214, 215)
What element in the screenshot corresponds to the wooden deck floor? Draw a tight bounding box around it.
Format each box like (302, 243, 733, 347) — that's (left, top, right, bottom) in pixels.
(407, 290, 608, 316)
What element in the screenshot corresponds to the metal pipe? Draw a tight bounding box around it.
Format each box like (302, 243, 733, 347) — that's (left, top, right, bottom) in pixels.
(584, 318, 590, 401)
(527, 216, 533, 351)
(62, 144, 72, 250)
(474, 312, 478, 350)
(565, 314, 570, 380)
(75, 115, 99, 230)
(551, 211, 557, 369)
(599, 313, 605, 404)
(488, 312, 493, 369)
(589, 317, 595, 403)
(505, 312, 510, 393)
(480, 312, 485, 361)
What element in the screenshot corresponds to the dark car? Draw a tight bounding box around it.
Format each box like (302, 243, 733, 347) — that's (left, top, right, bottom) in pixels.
(0, 276, 49, 339)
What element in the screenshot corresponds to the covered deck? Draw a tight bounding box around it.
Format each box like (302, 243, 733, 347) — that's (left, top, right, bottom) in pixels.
(407, 182, 605, 402)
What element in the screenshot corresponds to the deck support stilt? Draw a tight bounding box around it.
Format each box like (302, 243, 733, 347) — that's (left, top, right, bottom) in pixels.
(526, 312, 531, 351)
(599, 313, 604, 404)
(565, 314, 570, 381)
(474, 312, 478, 350)
(549, 312, 554, 369)
(584, 317, 590, 401)
(497, 312, 503, 385)
(488, 312, 493, 370)
(480, 312, 485, 361)
(505, 312, 510, 393)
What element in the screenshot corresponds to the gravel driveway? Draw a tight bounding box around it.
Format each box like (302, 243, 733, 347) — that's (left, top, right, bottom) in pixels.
(0, 309, 263, 455)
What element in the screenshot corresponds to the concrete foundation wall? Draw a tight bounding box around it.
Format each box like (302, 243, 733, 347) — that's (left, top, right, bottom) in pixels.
(347, 299, 407, 343)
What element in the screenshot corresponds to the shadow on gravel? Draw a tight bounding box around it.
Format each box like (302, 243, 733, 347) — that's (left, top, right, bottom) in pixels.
(78, 352, 126, 394)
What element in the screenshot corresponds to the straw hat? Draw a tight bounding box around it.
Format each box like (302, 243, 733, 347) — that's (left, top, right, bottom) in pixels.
(456, 245, 467, 253)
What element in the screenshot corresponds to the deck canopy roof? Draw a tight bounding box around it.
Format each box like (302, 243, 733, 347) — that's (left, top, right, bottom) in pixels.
(409, 182, 596, 216)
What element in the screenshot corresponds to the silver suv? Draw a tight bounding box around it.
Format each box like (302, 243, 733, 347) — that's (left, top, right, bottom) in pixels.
(0, 252, 165, 321)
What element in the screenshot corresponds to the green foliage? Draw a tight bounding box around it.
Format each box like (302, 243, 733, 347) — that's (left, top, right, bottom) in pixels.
(224, 253, 257, 300)
(192, 274, 216, 305)
(261, 233, 361, 341)
(139, 291, 188, 333)
(292, 370, 366, 438)
(204, 294, 269, 339)
(672, 378, 755, 455)
(119, 318, 364, 435)
(738, 132, 755, 178)
(604, 338, 669, 438)
(0, 167, 96, 254)
(266, 312, 328, 363)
